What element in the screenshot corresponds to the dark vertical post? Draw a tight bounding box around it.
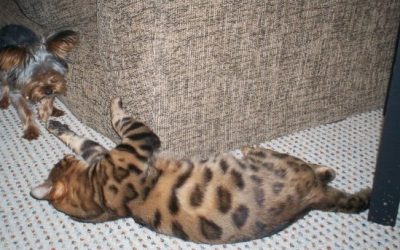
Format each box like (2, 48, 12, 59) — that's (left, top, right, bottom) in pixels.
(368, 29, 400, 226)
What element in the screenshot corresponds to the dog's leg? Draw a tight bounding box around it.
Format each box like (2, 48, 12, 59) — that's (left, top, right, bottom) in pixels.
(0, 82, 10, 109)
(38, 97, 65, 122)
(38, 97, 53, 122)
(13, 96, 40, 140)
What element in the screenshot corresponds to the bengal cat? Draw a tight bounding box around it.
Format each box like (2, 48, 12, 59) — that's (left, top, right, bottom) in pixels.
(31, 98, 371, 244)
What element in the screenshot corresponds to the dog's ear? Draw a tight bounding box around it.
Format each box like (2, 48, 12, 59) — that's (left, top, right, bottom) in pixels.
(0, 46, 29, 71)
(46, 30, 79, 58)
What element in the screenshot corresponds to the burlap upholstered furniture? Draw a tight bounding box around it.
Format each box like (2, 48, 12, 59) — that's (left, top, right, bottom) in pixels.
(1, 0, 399, 157)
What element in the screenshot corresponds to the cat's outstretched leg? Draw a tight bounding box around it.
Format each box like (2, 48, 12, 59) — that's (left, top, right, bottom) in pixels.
(110, 97, 160, 157)
(47, 120, 107, 165)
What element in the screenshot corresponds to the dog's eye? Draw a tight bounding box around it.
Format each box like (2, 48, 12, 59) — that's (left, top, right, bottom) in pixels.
(50, 78, 58, 83)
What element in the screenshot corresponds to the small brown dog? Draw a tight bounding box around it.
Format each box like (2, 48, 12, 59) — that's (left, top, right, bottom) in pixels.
(0, 24, 78, 140)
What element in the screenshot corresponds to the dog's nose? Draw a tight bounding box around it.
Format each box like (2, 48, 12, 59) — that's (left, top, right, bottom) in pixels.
(45, 88, 53, 95)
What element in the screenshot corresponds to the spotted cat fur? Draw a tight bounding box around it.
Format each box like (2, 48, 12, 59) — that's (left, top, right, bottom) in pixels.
(31, 98, 371, 244)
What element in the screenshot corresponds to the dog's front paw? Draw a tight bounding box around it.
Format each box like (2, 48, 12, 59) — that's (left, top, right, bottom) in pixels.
(23, 125, 40, 140)
(47, 120, 71, 135)
(51, 107, 65, 117)
(0, 97, 10, 109)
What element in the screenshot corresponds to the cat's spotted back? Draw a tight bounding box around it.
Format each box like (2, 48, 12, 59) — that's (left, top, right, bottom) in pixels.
(31, 98, 371, 244)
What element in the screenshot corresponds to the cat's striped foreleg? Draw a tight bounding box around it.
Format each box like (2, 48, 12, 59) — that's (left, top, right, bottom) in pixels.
(47, 120, 107, 165)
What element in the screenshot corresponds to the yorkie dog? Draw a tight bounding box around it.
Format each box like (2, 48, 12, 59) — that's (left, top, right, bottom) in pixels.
(0, 24, 78, 140)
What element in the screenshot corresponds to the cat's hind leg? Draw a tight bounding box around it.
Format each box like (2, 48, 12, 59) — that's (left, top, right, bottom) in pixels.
(312, 186, 371, 213)
(47, 120, 107, 165)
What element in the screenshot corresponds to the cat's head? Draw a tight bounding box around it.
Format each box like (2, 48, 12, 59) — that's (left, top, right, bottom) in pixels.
(31, 154, 109, 222)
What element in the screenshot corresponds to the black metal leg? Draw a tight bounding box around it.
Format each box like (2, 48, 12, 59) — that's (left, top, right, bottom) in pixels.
(368, 29, 400, 226)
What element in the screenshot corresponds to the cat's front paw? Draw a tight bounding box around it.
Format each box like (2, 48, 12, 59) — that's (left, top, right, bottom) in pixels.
(111, 97, 128, 122)
(112, 97, 123, 108)
(111, 97, 124, 113)
(47, 120, 71, 135)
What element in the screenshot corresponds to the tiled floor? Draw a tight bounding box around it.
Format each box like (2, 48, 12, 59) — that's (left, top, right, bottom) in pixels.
(0, 99, 399, 250)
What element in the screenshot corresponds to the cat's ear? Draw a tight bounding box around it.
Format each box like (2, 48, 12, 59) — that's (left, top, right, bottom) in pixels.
(46, 30, 79, 58)
(0, 46, 29, 71)
(30, 181, 53, 200)
(31, 181, 66, 200)
(31, 181, 65, 200)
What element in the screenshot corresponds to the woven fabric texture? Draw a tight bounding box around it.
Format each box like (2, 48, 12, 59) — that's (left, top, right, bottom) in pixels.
(1, 0, 400, 156)
(1, 99, 399, 249)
